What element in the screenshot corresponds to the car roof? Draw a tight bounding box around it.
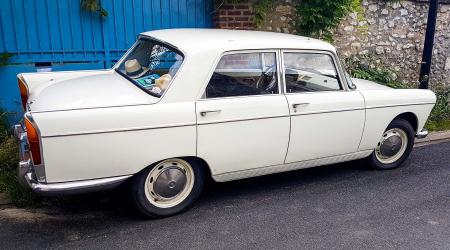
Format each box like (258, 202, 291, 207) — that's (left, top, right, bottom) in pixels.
(140, 29, 336, 54)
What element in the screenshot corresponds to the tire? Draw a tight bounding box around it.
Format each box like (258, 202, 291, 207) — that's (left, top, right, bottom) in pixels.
(130, 158, 205, 218)
(367, 119, 415, 170)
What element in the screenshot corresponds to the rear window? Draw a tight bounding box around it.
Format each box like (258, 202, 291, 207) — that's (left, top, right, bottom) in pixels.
(116, 38, 184, 97)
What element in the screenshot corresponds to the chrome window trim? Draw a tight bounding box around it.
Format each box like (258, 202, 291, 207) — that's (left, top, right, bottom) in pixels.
(197, 49, 283, 101)
(196, 92, 282, 102)
(280, 49, 349, 94)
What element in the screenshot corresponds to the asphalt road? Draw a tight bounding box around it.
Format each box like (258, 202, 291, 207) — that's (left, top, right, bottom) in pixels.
(1, 142, 449, 250)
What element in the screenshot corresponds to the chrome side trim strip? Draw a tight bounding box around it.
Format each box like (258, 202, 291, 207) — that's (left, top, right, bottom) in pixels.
(25, 174, 132, 196)
(197, 114, 290, 125)
(41, 123, 196, 138)
(366, 102, 435, 109)
(212, 150, 373, 182)
(31, 102, 155, 114)
(198, 107, 365, 126)
(40, 102, 435, 138)
(290, 107, 365, 117)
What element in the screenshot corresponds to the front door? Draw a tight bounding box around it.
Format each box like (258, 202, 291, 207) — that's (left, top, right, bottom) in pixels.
(196, 51, 290, 176)
(282, 51, 365, 163)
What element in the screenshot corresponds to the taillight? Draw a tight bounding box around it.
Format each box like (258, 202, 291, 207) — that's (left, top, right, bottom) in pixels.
(18, 75, 28, 111)
(24, 117, 42, 165)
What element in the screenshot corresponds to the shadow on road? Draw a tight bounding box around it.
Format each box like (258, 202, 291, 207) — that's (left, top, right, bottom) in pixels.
(33, 159, 369, 220)
(2, 143, 449, 249)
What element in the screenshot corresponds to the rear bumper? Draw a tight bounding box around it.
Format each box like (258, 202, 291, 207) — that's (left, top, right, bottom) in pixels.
(15, 124, 131, 196)
(23, 172, 132, 196)
(416, 129, 429, 139)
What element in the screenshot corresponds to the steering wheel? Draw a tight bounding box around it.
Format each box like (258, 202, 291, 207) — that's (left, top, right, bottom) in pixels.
(256, 65, 277, 92)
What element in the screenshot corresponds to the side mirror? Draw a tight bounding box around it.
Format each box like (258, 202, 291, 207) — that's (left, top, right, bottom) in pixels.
(345, 72, 357, 90)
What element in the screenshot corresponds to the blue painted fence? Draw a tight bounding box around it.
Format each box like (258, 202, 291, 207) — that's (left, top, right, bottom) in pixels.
(0, 0, 213, 122)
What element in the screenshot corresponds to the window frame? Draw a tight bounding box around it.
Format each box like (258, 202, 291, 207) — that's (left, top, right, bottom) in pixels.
(280, 49, 349, 94)
(198, 49, 283, 100)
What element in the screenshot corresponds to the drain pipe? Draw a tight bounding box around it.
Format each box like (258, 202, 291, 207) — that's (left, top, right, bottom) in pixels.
(419, 0, 439, 89)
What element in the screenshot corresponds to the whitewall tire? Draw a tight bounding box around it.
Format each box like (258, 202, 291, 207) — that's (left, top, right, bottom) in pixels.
(367, 119, 415, 170)
(131, 158, 205, 218)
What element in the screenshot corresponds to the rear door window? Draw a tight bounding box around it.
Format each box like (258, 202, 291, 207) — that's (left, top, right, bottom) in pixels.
(204, 52, 279, 98)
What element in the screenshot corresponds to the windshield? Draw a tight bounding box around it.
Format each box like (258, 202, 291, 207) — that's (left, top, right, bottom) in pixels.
(116, 38, 184, 97)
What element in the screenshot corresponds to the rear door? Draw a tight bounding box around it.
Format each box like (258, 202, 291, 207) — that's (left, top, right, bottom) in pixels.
(196, 50, 290, 176)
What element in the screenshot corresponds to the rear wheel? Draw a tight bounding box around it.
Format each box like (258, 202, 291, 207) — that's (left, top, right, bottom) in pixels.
(367, 119, 415, 170)
(131, 158, 205, 218)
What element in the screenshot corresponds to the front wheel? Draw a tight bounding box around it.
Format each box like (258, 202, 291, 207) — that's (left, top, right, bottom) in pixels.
(130, 158, 205, 218)
(367, 119, 415, 170)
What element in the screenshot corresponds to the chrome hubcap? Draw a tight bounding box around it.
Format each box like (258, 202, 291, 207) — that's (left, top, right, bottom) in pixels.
(375, 128, 408, 164)
(145, 159, 194, 208)
(153, 167, 187, 199)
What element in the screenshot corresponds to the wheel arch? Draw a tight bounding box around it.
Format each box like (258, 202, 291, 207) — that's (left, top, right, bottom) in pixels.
(391, 112, 419, 133)
(134, 156, 214, 181)
(182, 156, 214, 181)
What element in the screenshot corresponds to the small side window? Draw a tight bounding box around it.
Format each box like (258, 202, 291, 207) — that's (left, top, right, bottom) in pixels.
(283, 53, 342, 93)
(116, 39, 183, 97)
(205, 52, 278, 98)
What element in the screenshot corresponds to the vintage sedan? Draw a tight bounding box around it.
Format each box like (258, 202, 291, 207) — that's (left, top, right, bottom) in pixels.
(15, 29, 436, 218)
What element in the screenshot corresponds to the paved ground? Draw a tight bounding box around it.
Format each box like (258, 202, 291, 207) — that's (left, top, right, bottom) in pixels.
(1, 142, 449, 250)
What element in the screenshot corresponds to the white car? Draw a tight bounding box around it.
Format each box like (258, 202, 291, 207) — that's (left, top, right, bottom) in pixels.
(15, 29, 436, 218)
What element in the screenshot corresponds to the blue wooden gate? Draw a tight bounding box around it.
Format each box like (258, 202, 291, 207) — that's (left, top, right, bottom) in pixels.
(0, 0, 213, 122)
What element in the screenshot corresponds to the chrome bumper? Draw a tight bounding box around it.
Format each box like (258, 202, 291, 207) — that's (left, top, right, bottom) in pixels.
(15, 124, 34, 187)
(24, 172, 132, 196)
(14, 124, 131, 196)
(416, 129, 429, 139)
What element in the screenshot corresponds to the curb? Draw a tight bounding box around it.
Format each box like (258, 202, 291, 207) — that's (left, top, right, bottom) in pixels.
(415, 130, 450, 147)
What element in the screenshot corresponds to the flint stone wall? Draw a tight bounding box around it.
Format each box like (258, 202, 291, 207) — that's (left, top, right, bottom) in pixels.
(254, 0, 450, 87)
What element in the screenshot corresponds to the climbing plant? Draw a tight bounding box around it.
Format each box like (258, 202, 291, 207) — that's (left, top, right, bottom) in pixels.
(252, 0, 368, 41)
(81, 0, 108, 17)
(253, 0, 275, 28)
(0, 53, 13, 66)
(295, 0, 353, 41)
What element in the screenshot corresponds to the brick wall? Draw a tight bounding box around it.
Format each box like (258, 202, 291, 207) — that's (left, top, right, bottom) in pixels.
(213, 0, 255, 30)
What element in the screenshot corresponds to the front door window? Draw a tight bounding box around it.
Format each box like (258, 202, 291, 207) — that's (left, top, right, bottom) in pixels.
(283, 53, 341, 93)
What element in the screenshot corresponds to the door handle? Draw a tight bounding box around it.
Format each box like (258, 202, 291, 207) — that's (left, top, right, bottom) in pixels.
(200, 109, 222, 116)
(292, 103, 310, 109)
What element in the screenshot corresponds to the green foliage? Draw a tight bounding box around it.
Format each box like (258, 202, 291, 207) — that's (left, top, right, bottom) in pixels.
(0, 53, 13, 66)
(0, 137, 40, 207)
(81, 0, 108, 17)
(426, 119, 450, 132)
(345, 56, 407, 88)
(0, 108, 40, 206)
(0, 110, 9, 143)
(426, 87, 450, 131)
(254, 0, 275, 28)
(350, 0, 368, 34)
(296, 0, 353, 41)
(345, 56, 450, 132)
(252, 0, 368, 40)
